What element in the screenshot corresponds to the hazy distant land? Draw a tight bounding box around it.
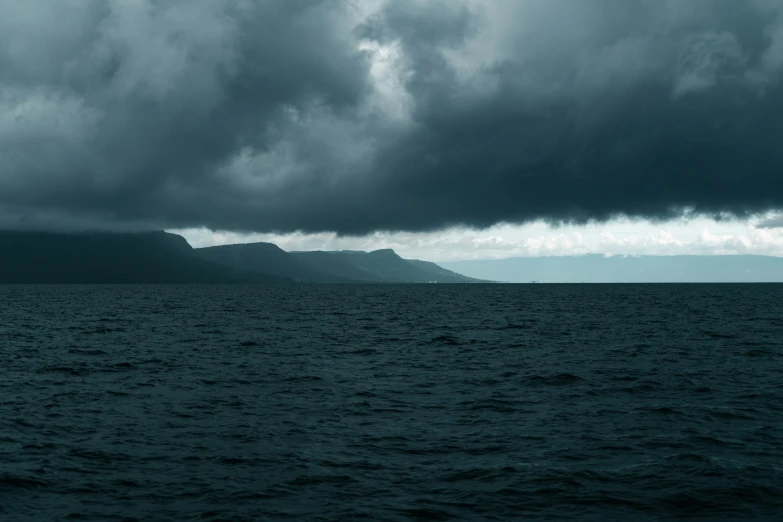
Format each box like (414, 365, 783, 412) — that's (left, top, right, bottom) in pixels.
(440, 254, 783, 283)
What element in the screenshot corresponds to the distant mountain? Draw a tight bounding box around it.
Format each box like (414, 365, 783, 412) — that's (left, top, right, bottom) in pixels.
(439, 254, 783, 283)
(0, 230, 484, 284)
(199, 242, 351, 282)
(407, 259, 480, 283)
(321, 249, 479, 283)
(0, 231, 288, 284)
(289, 251, 379, 281)
(198, 243, 480, 283)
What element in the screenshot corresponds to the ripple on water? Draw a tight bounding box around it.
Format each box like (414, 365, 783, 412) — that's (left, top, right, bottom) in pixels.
(1, 284, 783, 521)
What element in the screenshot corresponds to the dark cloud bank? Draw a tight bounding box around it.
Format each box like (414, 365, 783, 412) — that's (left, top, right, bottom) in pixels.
(2, 0, 783, 235)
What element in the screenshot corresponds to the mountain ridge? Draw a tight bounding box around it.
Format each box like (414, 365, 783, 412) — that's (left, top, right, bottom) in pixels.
(0, 230, 481, 284)
(198, 242, 353, 283)
(197, 242, 481, 283)
(0, 230, 289, 284)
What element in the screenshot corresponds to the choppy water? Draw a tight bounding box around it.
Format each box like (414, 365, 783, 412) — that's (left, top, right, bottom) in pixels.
(2, 284, 783, 521)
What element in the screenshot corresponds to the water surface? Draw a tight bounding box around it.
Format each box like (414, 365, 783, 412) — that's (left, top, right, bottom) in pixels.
(2, 284, 782, 521)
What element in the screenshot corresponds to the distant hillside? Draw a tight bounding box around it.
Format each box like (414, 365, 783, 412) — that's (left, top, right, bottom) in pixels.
(0, 231, 288, 284)
(439, 254, 783, 283)
(198, 243, 481, 283)
(291, 249, 481, 282)
(322, 250, 480, 283)
(407, 259, 481, 283)
(199, 242, 351, 282)
(289, 251, 379, 281)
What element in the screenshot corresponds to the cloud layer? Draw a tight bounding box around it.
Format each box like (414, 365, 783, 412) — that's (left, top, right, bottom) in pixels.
(178, 217, 783, 262)
(3, 0, 783, 234)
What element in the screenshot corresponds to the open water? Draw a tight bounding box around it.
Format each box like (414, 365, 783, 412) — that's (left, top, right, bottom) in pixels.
(1, 284, 783, 521)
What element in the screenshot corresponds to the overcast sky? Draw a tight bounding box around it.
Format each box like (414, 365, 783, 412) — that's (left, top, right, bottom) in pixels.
(3, 0, 783, 258)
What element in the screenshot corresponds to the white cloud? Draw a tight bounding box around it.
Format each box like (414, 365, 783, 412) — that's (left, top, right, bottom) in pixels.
(173, 215, 783, 262)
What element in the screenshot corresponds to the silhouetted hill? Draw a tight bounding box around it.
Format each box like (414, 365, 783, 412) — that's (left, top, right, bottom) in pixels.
(325, 249, 480, 282)
(289, 251, 379, 281)
(198, 242, 352, 282)
(406, 259, 481, 283)
(198, 243, 480, 283)
(439, 254, 783, 282)
(0, 231, 288, 284)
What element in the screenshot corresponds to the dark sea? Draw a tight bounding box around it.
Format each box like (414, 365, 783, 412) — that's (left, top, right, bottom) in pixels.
(2, 284, 783, 521)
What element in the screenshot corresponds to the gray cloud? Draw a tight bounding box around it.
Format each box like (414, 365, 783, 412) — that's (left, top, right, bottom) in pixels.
(2, 0, 783, 234)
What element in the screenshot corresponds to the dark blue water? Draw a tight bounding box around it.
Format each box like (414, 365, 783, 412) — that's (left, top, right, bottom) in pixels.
(2, 284, 783, 521)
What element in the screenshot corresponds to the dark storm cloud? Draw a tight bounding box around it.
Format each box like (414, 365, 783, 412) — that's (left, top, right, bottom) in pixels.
(2, 0, 783, 234)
